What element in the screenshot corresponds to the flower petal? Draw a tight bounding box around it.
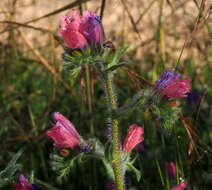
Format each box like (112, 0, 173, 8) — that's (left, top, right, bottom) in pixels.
(123, 124, 144, 153)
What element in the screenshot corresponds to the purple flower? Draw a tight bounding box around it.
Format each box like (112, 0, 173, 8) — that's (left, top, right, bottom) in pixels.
(136, 141, 148, 154)
(187, 89, 200, 105)
(59, 9, 104, 49)
(155, 70, 180, 90)
(79, 15, 104, 45)
(15, 174, 41, 190)
(80, 141, 93, 153)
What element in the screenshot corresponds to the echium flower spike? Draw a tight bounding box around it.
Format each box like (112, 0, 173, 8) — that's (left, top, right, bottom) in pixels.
(155, 70, 180, 90)
(123, 124, 144, 154)
(59, 9, 104, 49)
(46, 112, 81, 148)
(155, 70, 191, 98)
(15, 173, 41, 190)
(162, 78, 191, 98)
(59, 12, 88, 49)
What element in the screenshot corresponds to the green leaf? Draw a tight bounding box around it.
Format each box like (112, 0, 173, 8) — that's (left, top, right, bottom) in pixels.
(104, 62, 128, 72)
(106, 46, 129, 70)
(0, 148, 24, 187)
(104, 142, 113, 162)
(126, 162, 141, 182)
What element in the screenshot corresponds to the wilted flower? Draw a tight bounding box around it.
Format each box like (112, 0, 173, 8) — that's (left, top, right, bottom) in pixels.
(162, 78, 191, 98)
(106, 180, 116, 190)
(171, 181, 187, 190)
(59, 9, 104, 49)
(155, 70, 180, 90)
(80, 141, 93, 153)
(187, 89, 200, 105)
(123, 124, 144, 153)
(15, 173, 41, 190)
(136, 141, 148, 154)
(46, 112, 80, 148)
(167, 162, 176, 179)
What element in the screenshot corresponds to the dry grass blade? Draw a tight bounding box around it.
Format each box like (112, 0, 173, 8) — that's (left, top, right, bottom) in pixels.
(0, 20, 63, 45)
(191, 0, 207, 40)
(175, 0, 208, 71)
(125, 69, 142, 90)
(194, 89, 207, 127)
(100, 0, 106, 19)
(50, 34, 57, 102)
(136, 0, 157, 25)
(179, 113, 199, 162)
(120, 0, 142, 41)
(0, 0, 90, 34)
(18, 29, 79, 102)
(124, 68, 154, 87)
(25, 0, 90, 24)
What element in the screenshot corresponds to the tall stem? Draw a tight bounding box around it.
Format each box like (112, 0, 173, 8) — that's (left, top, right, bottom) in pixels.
(106, 74, 124, 190)
(85, 64, 94, 134)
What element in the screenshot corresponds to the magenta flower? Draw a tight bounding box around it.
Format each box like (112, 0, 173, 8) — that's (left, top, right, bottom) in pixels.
(15, 174, 41, 190)
(46, 112, 80, 148)
(171, 181, 187, 190)
(123, 124, 144, 153)
(59, 9, 104, 49)
(162, 78, 191, 98)
(167, 162, 176, 179)
(155, 70, 191, 98)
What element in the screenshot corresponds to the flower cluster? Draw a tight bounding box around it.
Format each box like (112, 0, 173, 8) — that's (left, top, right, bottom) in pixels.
(59, 9, 104, 49)
(155, 70, 191, 98)
(15, 174, 41, 190)
(46, 112, 81, 148)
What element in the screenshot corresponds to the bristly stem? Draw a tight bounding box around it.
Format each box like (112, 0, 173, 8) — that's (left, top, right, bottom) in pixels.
(105, 73, 124, 190)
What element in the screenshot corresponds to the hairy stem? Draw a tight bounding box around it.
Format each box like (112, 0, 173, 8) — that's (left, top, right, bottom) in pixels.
(106, 74, 124, 190)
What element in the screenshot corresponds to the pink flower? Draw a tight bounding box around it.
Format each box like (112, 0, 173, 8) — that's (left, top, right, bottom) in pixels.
(171, 181, 187, 190)
(123, 124, 144, 153)
(59, 9, 104, 49)
(15, 174, 41, 190)
(162, 78, 191, 98)
(167, 162, 176, 179)
(46, 112, 80, 148)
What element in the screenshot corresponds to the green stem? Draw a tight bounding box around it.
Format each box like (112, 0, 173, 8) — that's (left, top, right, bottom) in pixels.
(85, 64, 96, 189)
(105, 74, 124, 190)
(85, 64, 94, 134)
